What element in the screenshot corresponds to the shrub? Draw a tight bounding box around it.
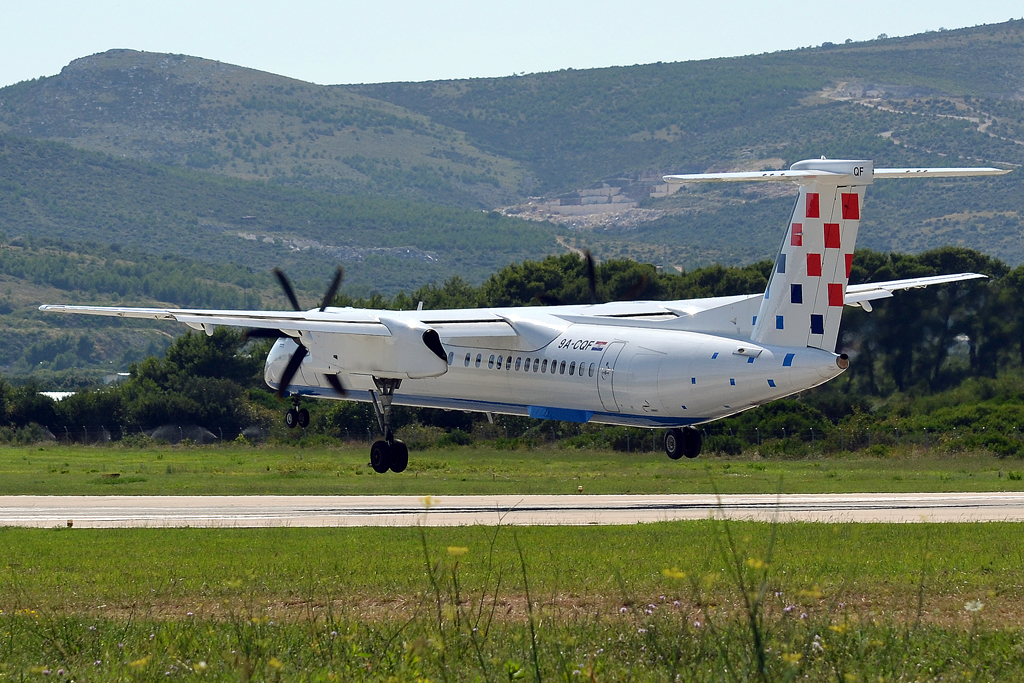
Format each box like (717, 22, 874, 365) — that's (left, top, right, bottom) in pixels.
(437, 429, 473, 448)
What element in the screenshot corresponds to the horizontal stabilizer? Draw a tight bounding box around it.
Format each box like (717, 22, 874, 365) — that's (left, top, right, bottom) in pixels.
(873, 167, 1010, 179)
(844, 272, 987, 306)
(665, 165, 1009, 185)
(663, 169, 842, 183)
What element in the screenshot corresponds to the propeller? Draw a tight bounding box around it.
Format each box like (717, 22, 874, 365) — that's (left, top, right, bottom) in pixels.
(584, 250, 598, 305)
(249, 267, 348, 398)
(532, 250, 644, 305)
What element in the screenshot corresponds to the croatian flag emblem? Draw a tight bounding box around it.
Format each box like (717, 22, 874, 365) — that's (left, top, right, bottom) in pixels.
(592, 341, 608, 351)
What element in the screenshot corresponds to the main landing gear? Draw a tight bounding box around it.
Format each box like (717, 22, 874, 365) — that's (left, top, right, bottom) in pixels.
(665, 427, 702, 460)
(368, 377, 408, 474)
(284, 397, 310, 429)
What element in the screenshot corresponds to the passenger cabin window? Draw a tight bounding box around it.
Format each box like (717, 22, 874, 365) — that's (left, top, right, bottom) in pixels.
(496, 355, 503, 370)
(588, 363, 595, 377)
(541, 359, 548, 373)
(533, 359, 540, 372)
(559, 360, 566, 375)
(447, 352, 454, 366)
(475, 354, 482, 368)
(464, 353, 471, 367)
(569, 361, 576, 375)
(523, 357, 530, 371)
(550, 361, 556, 374)
(515, 357, 522, 371)
(507, 355, 513, 369)
(488, 354, 495, 369)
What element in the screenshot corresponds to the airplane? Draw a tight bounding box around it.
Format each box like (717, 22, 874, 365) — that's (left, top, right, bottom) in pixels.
(40, 158, 1009, 473)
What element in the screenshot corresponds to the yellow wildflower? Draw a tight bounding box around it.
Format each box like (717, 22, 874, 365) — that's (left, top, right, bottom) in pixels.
(447, 546, 468, 557)
(781, 652, 802, 665)
(662, 567, 687, 580)
(268, 657, 283, 670)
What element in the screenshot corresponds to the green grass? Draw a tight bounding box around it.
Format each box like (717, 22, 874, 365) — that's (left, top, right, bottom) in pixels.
(4, 444, 1024, 680)
(1, 522, 1022, 680)
(2, 522, 1020, 609)
(2, 443, 1023, 495)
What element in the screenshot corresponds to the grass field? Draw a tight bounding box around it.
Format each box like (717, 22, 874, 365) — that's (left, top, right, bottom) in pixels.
(1, 521, 1022, 680)
(2, 443, 1024, 496)
(3, 444, 1024, 680)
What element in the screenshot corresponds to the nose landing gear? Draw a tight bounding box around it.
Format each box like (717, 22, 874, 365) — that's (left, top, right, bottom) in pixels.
(369, 377, 408, 473)
(665, 427, 702, 460)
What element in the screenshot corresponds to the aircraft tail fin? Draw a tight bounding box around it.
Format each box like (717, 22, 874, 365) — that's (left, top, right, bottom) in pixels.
(665, 160, 1008, 352)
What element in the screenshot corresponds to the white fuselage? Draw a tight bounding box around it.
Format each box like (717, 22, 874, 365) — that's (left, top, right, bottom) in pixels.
(265, 303, 845, 427)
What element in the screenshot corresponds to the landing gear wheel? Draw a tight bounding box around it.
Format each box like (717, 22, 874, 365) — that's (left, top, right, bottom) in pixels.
(297, 408, 310, 428)
(665, 428, 684, 460)
(370, 440, 392, 473)
(284, 408, 299, 429)
(681, 426, 702, 459)
(389, 440, 409, 473)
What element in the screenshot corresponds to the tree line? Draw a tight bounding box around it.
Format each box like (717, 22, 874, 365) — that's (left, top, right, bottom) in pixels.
(2, 247, 1024, 455)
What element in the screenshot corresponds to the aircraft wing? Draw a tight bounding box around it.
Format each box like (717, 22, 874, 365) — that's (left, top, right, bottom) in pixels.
(37, 304, 525, 341)
(39, 304, 393, 336)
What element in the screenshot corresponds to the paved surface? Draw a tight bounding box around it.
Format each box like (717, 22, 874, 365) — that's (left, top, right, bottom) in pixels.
(2, 493, 1024, 528)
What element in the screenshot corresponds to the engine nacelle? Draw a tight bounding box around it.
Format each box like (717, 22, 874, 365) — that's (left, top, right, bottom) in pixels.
(303, 317, 449, 380)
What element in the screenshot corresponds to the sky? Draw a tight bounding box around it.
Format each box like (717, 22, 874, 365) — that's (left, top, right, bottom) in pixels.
(0, 1, 1021, 89)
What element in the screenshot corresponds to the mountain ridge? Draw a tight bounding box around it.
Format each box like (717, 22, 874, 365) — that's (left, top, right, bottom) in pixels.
(1, 21, 1023, 271)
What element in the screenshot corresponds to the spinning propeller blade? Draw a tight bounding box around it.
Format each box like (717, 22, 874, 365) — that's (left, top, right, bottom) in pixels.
(273, 268, 302, 311)
(276, 343, 308, 399)
(320, 266, 344, 312)
(243, 328, 290, 341)
(324, 372, 347, 397)
(584, 250, 598, 304)
(267, 266, 352, 399)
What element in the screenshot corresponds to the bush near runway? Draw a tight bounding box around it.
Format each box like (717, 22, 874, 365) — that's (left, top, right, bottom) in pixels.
(0, 522, 1022, 680)
(0, 444, 1023, 495)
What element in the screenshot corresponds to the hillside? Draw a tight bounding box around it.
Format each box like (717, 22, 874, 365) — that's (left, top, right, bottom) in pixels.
(0, 135, 561, 292)
(353, 21, 1024, 191)
(1, 22, 1022, 270)
(0, 238, 284, 387)
(0, 50, 531, 208)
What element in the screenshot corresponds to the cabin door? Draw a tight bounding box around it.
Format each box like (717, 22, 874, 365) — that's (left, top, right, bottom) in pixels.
(596, 341, 626, 412)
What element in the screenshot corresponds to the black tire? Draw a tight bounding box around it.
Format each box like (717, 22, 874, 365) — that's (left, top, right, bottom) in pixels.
(390, 440, 409, 473)
(664, 428, 684, 460)
(297, 408, 310, 428)
(681, 427, 702, 459)
(284, 408, 299, 429)
(370, 440, 391, 473)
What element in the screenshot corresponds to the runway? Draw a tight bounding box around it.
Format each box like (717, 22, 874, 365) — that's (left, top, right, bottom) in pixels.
(1, 493, 1024, 528)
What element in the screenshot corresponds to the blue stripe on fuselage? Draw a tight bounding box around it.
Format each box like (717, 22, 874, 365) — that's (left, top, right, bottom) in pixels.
(279, 384, 707, 427)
